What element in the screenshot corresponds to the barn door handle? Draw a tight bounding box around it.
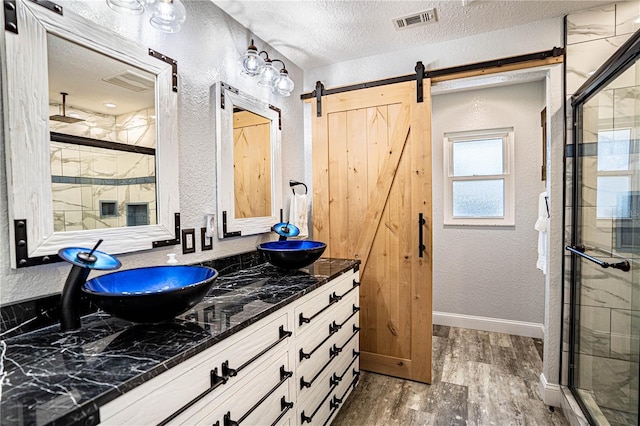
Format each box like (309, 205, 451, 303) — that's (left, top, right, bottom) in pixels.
(418, 213, 426, 258)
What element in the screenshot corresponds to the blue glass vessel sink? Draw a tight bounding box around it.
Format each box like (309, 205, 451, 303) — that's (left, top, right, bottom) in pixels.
(257, 240, 327, 269)
(83, 265, 218, 323)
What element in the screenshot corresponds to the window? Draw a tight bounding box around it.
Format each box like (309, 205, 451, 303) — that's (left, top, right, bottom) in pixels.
(99, 200, 118, 218)
(444, 128, 515, 226)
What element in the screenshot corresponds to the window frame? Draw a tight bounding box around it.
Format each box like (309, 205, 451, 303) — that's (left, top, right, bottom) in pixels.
(443, 127, 515, 226)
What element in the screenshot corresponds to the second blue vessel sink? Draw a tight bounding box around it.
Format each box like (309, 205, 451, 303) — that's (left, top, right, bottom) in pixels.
(257, 240, 327, 269)
(83, 265, 218, 323)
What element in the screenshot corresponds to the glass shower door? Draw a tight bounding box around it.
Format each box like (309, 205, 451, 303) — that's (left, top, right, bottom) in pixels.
(570, 36, 640, 425)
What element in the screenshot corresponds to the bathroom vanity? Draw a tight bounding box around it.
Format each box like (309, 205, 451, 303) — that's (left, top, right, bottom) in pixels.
(0, 258, 360, 425)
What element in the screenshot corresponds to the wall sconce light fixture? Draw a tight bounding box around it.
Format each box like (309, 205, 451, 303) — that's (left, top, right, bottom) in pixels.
(106, 0, 186, 33)
(238, 39, 295, 97)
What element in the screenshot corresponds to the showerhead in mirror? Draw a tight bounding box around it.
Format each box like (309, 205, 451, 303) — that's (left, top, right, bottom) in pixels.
(49, 92, 85, 123)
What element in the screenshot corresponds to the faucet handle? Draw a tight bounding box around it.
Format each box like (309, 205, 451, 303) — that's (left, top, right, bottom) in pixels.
(58, 245, 121, 270)
(273, 222, 300, 240)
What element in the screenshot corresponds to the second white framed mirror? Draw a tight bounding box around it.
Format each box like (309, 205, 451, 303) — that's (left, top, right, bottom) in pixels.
(214, 82, 282, 238)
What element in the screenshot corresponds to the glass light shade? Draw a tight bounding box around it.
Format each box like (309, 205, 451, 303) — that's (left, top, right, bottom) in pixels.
(271, 70, 294, 96)
(258, 60, 279, 86)
(239, 47, 265, 77)
(150, 0, 186, 33)
(106, 0, 145, 15)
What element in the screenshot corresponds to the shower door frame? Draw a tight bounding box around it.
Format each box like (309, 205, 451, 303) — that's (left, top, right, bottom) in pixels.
(568, 28, 640, 424)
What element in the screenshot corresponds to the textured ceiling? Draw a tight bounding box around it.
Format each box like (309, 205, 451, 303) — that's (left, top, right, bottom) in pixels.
(212, 0, 613, 70)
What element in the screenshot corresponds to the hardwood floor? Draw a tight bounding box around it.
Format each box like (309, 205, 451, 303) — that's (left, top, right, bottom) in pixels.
(332, 326, 568, 425)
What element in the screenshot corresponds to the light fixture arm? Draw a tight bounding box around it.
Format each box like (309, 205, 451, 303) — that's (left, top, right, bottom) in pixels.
(259, 50, 271, 61)
(271, 59, 287, 71)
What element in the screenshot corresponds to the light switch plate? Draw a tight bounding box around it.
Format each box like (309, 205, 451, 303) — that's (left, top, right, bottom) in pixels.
(182, 228, 195, 254)
(201, 227, 212, 251)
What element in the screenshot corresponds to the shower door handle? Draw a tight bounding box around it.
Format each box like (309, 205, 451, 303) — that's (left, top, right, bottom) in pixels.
(565, 246, 630, 272)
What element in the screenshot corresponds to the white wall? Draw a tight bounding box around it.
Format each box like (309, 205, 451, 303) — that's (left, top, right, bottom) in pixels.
(0, 0, 305, 304)
(432, 81, 546, 324)
(303, 17, 564, 91)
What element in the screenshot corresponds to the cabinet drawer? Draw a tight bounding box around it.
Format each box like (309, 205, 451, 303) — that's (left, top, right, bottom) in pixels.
(297, 301, 359, 382)
(182, 351, 293, 426)
(297, 355, 360, 426)
(295, 271, 359, 337)
(297, 323, 360, 406)
(100, 312, 290, 425)
(297, 291, 359, 366)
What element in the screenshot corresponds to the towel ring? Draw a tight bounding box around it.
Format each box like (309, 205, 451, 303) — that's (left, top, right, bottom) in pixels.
(289, 180, 308, 195)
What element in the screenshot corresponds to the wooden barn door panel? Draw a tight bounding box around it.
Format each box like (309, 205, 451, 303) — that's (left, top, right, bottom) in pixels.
(311, 81, 432, 383)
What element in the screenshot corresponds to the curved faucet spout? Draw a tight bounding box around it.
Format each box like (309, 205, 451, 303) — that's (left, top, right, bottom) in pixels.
(60, 265, 92, 331)
(58, 243, 121, 332)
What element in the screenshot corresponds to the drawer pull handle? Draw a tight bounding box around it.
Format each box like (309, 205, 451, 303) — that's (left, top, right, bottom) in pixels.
(301, 386, 335, 424)
(300, 348, 337, 389)
(298, 278, 360, 326)
(299, 294, 338, 326)
(332, 324, 361, 355)
(222, 325, 291, 380)
(329, 372, 361, 418)
(269, 397, 294, 426)
(330, 343, 342, 358)
(223, 365, 292, 426)
(299, 307, 360, 362)
(157, 367, 227, 426)
(330, 372, 342, 387)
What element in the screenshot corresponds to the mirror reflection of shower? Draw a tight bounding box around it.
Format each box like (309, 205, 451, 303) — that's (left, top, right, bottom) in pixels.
(47, 33, 158, 232)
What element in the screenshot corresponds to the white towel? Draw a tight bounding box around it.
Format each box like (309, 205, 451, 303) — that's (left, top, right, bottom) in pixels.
(289, 193, 309, 239)
(535, 191, 548, 274)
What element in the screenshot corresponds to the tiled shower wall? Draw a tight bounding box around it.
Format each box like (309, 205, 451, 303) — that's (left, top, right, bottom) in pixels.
(49, 104, 156, 231)
(563, 1, 640, 417)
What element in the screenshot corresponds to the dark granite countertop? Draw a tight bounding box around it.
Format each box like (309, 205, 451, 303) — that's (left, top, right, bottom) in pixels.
(0, 258, 359, 426)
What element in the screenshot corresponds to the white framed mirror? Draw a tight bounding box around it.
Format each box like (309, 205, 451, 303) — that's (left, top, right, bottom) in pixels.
(3, 0, 179, 268)
(214, 82, 282, 238)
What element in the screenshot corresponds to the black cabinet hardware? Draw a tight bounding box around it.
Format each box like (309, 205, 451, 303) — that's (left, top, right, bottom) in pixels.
(333, 324, 361, 355)
(299, 279, 360, 326)
(158, 367, 227, 426)
(222, 325, 291, 381)
(418, 213, 426, 258)
(223, 365, 292, 426)
(300, 348, 337, 389)
(328, 372, 361, 421)
(213, 422, 220, 426)
(565, 245, 631, 272)
(299, 296, 338, 325)
(299, 325, 333, 361)
(300, 305, 360, 362)
(301, 386, 335, 424)
(270, 397, 294, 426)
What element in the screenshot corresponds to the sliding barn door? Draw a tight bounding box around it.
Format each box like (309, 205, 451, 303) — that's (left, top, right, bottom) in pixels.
(312, 81, 432, 383)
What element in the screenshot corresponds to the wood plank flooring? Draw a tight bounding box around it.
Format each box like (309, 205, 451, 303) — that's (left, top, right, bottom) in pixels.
(332, 326, 568, 425)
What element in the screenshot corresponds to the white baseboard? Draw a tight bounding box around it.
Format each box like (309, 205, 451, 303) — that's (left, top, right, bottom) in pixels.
(539, 373, 562, 407)
(433, 311, 544, 339)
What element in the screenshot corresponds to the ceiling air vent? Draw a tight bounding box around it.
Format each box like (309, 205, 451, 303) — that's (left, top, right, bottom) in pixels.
(392, 8, 438, 30)
(102, 70, 154, 92)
